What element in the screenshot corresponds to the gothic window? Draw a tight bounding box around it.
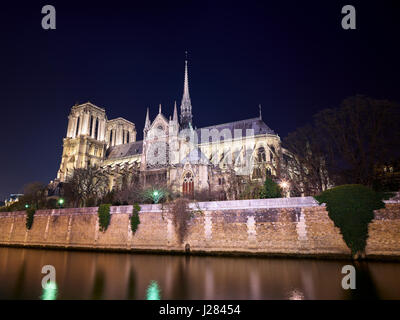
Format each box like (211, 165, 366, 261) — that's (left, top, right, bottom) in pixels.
(182, 172, 194, 196)
(94, 118, 99, 140)
(109, 130, 113, 146)
(123, 130, 125, 144)
(76, 117, 80, 137)
(266, 167, 272, 176)
(270, 145, 276, 153)
(89, 115, 94, 137)
(127, 131, 130, 144)
(252, 168, 262, 179)
(257, 147, 266, 163)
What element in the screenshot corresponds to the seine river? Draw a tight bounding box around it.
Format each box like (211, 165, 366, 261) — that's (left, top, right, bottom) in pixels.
(0, 247, 399, 300)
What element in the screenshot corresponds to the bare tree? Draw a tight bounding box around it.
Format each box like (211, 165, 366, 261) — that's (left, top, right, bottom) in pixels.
(20, 182, 47, 209)
(64, 166, 109, 207)
(113, 170, 142, 204)
(282, 125, 330, 196)
(315, 96, 400, 186)
(283, 96, 400, 194)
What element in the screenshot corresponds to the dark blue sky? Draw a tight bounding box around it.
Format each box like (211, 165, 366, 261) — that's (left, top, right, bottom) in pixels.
(0, 0, 399, 199)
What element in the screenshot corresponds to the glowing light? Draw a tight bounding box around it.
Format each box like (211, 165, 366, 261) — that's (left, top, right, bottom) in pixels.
(58, 198, 65, 208)
(280, 180, 289, 189)
(288, 289, 304, 300)
(25, 204, 29, 209)
(41, 281, 58, 300)
(152, 190, 163, 204)
(146, 280, 161, 300)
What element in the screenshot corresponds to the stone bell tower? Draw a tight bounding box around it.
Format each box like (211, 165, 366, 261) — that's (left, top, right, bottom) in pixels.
(57, 102, 108, 182)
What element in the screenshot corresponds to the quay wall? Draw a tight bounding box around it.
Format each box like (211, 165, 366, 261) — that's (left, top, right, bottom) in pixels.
(1, 197, 399, 259)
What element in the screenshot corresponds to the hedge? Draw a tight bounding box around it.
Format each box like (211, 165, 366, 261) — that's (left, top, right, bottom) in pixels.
(314, 184, 385, 256)
(26, 208, 36, 230)
(130, 203, 141, 233)
(98, 204, 111, 232)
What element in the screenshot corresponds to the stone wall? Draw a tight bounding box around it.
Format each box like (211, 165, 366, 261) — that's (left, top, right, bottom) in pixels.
(0, 197, 399, 259)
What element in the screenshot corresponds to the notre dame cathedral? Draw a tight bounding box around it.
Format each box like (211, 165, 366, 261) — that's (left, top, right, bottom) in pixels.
(55, 59, 284, 199)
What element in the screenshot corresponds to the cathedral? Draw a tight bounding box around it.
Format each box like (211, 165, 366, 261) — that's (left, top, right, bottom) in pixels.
(56, 59, 284, 199)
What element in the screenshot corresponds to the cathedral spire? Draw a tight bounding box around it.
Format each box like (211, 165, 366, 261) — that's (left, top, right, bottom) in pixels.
(159, 103, 162, 114)
(144, 107, 150, 130)
(173, 101, 178, 122)
(180, 53, 193, 129)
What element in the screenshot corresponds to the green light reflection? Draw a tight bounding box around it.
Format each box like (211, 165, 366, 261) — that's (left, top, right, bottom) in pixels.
(41, 281, 58, 300)
(146, 280, 161, 300)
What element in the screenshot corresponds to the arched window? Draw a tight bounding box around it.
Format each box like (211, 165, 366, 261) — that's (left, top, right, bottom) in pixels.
(270, 145, 275, 153)
(257, 147, 266, 163)
(182, 172, 194, 196)
(75, 117, 80, 137)
(89, 115, 94, 137)
(252, 168, 262, 179)
(122, 130, 125, 144)
(94, 118, 99, 140)
(127, 131, 130, 144)
(110, 130, 113, 146)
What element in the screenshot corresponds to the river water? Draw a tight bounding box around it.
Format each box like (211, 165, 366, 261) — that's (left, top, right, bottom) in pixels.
(0, 247, 399, 300)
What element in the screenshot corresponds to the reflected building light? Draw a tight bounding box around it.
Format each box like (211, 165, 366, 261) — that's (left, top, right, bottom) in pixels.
(41, 281, 58, 300)
(288, 289, 304, 300)
(146, 280, 161, 300)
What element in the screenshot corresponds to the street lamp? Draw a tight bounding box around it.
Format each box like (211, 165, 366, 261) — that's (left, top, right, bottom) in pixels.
(58, 198, 64, 208)
(280, 180, 289, 189)
(25, 204, 29, 209)
(152, 190, 160, 204)
(279, 180, 290, 198)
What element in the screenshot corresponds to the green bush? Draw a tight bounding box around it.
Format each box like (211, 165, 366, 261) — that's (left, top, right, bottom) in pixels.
(314, 184, 385, 257)
(260, 177, 282, 199)
(26, 208, 36, 230)
(98, 204, 111, 232)
(130, 203, 141, 234)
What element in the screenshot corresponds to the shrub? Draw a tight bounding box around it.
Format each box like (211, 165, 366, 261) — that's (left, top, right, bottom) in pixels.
(260, 177, 282, 199)
(26, 208, 36, 230)
(98, 204, 111, 232)
(130, 203, 141, 234)
(314, 184, 385, 257)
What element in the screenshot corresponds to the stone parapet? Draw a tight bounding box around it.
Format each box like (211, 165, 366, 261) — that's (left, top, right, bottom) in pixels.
(0, 199, 399, 259)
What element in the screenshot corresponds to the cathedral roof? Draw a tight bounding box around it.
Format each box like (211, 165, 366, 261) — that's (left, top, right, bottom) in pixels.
(106, 140, 143, 159)
(104, 118, 276, 161)
(196, 117, 276, 142)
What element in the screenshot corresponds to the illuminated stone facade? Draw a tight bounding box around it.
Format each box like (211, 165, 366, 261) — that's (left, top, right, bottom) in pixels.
(56, 60, 284, 198)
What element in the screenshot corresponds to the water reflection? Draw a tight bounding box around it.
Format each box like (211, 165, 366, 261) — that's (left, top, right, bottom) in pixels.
(13, 261, 26, 299)
(288, 289, 304, 300)
(41, 281, 58, 300)
(127, 267, 137, 300)
(347, 262, 379, 300)
(146, 281, 161, 300)
(91, 269, 105, 300)
(0, 247, 399, 299)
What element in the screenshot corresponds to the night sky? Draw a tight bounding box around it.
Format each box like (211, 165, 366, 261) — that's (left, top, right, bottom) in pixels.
(0, 0, 399, 200)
